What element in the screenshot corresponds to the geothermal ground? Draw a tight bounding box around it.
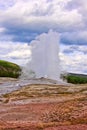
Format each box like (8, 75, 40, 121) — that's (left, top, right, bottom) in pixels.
(0, 78, 87, 130)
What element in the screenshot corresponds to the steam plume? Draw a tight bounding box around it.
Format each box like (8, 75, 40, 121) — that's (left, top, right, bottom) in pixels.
(21, 30, 61, 80)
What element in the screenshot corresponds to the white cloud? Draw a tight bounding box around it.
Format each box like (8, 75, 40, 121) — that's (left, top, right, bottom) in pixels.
(0, 0, 83, 33)
(0, 27, 6, 32)
(0, 42, 31, 65)
(60, 44, 87, 74)
(0, 0, 87, 74)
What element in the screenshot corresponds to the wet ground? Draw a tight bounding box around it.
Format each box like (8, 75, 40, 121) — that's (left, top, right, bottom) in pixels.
(0, 77, 69, 95)
(0, 78, 87, 130)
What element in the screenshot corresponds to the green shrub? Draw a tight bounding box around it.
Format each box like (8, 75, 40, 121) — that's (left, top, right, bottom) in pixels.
(0, 60, 21, 78)
(66, 75, 87, 84)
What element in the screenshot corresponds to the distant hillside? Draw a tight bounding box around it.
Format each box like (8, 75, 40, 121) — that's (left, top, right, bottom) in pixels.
(0, 60, 21, 78)
(63, 72, 87, 84)
(68, 73, 87, 78)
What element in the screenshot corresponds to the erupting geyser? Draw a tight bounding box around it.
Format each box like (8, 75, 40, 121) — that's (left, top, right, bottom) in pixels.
(22, 30, 61, 80)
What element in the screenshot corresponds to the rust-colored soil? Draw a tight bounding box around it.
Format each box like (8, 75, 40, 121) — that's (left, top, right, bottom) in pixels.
(0, 81, 87, 130)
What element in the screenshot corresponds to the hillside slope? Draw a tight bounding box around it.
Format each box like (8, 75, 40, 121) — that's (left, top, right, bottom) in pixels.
(63, 73, 87, 84)
(0, 60, 21, 78)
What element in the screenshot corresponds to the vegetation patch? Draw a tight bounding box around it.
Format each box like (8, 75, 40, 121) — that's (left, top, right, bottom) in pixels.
(63, 74, 87, 84)
(0, 60, 21, 78)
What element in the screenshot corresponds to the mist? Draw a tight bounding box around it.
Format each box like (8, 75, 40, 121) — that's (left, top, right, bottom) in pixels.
(21, 30, 61, 80)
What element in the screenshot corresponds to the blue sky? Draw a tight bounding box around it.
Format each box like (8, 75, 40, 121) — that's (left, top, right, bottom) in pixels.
(0, 0, 87, 74)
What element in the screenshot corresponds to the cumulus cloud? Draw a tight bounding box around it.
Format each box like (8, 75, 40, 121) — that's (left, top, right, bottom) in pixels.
(0, 0, 83, 43)
(66, 0, 87, 29)
(60, 44, 87, 74)
(0, 0, 87, 74)
(0, 42, 31, 65)
(61, 31, 87, 45)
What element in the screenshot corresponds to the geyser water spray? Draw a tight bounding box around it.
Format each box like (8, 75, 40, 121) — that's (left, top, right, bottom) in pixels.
(21, 30, 61, 80)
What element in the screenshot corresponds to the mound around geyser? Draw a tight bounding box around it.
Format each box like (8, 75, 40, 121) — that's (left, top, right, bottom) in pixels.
(21, 30, 61, 80)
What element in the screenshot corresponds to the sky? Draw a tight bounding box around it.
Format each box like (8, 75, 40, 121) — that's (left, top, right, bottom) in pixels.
(0, 0, 87, 74)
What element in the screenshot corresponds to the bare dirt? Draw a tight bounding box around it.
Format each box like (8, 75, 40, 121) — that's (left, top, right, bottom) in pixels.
(0, 78, 87, 130)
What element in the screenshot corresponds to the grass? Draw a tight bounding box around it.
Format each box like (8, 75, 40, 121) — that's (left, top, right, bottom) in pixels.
(63, 74, 87, 84)
(0, 60, 21, 78)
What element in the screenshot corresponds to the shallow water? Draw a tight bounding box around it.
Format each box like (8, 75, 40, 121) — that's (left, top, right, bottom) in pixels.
(0, 78, 69, 95)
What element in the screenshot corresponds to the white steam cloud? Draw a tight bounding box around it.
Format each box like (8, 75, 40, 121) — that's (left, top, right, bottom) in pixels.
(21, 30, 61, 80)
